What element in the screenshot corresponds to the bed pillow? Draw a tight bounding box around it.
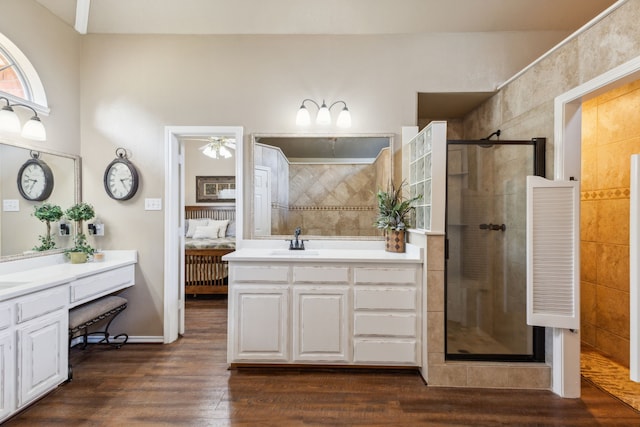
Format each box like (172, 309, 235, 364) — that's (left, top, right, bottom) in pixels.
(186, 219, 209, 238)
(192, 225, 220, 239)
(208, 219, 230, 238)
(225, 220, 236, 237)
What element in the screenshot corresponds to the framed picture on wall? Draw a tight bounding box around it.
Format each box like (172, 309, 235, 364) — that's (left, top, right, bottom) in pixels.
(196, 176, 236, 202)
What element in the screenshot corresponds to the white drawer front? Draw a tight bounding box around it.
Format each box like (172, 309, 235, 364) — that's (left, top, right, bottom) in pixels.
(353, 268, 416, 285)
(16, 287, 67, 324)
(353, 339, 417, 365)
(293, 266, 348, 284)
(354, 313, 416, 337)
(0, 304, 12, 330)
(232, 266, 289, 283)
(70, 265, 135, 304)
(354, 287, 416, 310)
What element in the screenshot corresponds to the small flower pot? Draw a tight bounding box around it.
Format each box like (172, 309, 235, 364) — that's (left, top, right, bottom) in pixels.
(385, 230, 406, 253)
(69, 252, 87, 264)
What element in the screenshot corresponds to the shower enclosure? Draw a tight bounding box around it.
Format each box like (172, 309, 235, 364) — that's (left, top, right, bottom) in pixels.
(446, 138, 545, 361)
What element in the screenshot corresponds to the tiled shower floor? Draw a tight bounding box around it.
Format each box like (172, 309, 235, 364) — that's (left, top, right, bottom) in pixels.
(446, 321, 512, 354)
(581, 346, 640, 412)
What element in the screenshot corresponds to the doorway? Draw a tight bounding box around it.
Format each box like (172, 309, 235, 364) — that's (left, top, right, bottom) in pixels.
(577, 79, 640, 409)
(555, 55, 640, 398)
(445, 138, 545, 361)
(163, 126, 243, 343)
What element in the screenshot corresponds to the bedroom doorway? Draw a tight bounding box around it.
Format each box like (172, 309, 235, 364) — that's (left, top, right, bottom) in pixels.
(164, 126, 244, 343)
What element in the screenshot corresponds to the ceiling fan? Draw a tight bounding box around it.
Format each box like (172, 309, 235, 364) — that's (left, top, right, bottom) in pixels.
(187, 136, 236, 159)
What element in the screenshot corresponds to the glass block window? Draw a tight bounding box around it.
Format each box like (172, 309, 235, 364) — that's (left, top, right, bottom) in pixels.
(409, 126, 433, 231)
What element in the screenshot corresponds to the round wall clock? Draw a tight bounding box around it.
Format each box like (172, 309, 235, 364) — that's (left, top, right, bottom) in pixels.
(104, 148, 139, 201)
(17, 151, 54, 201)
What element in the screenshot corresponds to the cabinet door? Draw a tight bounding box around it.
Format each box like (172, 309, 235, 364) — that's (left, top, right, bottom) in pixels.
(17, 310, 68, 408)
(230, 285, 289, 362)
(0, 331, 15, 421)
(293, 286, 349, 362)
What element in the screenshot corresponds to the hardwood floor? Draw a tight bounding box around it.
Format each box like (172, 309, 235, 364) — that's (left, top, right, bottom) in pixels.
(6, 297, 640, 426)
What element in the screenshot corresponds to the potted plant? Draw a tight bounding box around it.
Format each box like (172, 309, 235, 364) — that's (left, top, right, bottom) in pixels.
(65, 202, 96, 263)
(32, 203, 63, 251)
(375, 182, 421, 253)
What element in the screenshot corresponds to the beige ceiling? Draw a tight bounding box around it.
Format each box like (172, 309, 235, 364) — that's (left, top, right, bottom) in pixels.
(35, 0, 618, 35)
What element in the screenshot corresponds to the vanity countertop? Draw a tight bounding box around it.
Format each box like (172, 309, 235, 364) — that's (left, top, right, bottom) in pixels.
(223, 246, 422, 264)
(0, 250, 137, 301)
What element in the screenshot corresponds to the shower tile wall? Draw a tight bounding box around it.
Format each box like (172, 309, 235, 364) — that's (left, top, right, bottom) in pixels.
(288, 162, 378, 236)
(580, 79, 640, 368)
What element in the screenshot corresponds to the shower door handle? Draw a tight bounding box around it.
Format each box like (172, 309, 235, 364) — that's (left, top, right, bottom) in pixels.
(479, 223, 506, 231)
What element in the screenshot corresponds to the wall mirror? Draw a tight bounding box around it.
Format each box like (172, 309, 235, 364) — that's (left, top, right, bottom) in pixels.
(0, 140, 80, 261)
(250, 134, 393, 239)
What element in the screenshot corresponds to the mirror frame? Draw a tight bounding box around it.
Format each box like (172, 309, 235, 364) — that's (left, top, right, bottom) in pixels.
(0, 137, 81, 262)
(249, 133, 394, 240)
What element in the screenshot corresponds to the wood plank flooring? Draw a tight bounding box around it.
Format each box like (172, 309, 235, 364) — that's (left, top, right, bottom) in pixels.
(5, 297, 640, 426)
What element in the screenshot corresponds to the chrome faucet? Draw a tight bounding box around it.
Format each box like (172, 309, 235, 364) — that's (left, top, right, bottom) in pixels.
(288, 227, 305, 250)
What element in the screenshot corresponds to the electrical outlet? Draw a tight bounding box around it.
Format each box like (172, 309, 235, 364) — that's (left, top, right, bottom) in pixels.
(145, 198, 162, 211)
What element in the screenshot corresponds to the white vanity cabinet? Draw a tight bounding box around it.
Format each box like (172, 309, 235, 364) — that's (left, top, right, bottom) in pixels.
(16, 291, 68, 407)
(0, 303, 14, 421)
(226, 252, 422, 368)
(0, 251, 137, 423)
(352, 267, 420, 365)
(229, 265, 289, 362)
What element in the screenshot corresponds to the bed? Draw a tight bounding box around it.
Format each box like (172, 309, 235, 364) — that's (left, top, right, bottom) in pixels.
(184, 206, 236, 296)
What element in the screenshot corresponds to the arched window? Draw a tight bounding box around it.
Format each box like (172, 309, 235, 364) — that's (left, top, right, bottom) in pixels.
(0, 45, 27, 99)
(0, 32, 48, 113)
(0, 33, 49, 140)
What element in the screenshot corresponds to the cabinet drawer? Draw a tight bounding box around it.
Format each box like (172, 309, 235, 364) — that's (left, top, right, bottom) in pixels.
(232, 266, 289, 283)
(353, 339, 417, 365)
(0, 304, 12, 330)
(354, 287, 416, 310)
(354, 312, 416, 337)
(16, 287, 67, 324)
(70, 265, 134, 304)
(293, 266, 348, 284)
(354, 268, 416, 285)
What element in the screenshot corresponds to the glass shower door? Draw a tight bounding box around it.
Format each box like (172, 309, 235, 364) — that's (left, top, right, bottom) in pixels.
(445, 139, 545, 361)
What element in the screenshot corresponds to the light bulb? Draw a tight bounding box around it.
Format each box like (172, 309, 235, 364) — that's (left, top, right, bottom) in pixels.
(316, 100, 331, 125)
(336, 107, 351, 128)
(296, 105, 311, 126)
(21, 116, 46, 141)
(0, 105, 21, 134)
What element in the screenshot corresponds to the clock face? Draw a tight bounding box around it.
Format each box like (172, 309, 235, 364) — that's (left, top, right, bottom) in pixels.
(104, 159, 138, 200)
(17, 159, 54, 201)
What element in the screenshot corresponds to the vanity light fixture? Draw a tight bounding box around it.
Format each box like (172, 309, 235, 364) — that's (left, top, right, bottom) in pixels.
(296, 99, 352, 128)
(0, 96, 47, 141)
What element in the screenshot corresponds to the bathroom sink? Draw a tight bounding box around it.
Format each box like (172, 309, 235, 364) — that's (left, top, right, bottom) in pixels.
(0, 281, 28, 288)
(268, 250, 320, 257)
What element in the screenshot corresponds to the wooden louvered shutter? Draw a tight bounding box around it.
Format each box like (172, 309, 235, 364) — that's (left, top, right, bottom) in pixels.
(526, 176, 580, 329)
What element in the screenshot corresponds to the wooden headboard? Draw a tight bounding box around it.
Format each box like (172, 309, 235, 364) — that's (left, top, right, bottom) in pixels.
(185, 206, 236, 222)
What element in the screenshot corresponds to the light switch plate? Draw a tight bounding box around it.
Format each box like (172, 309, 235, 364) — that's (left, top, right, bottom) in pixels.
(144, 198, 162, 211)
(2, 199, 19, 212)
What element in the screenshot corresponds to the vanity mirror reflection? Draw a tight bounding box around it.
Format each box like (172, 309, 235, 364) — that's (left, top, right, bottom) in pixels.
(0, 141, 80, 260)
(251, 134, 393, 239)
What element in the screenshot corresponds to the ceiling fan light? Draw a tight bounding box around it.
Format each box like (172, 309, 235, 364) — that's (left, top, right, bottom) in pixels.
(220, 146, 232, 158)
(202, 144, 218, 159)
(0, 105, 21, 134)
(21, 115, 46, 141)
